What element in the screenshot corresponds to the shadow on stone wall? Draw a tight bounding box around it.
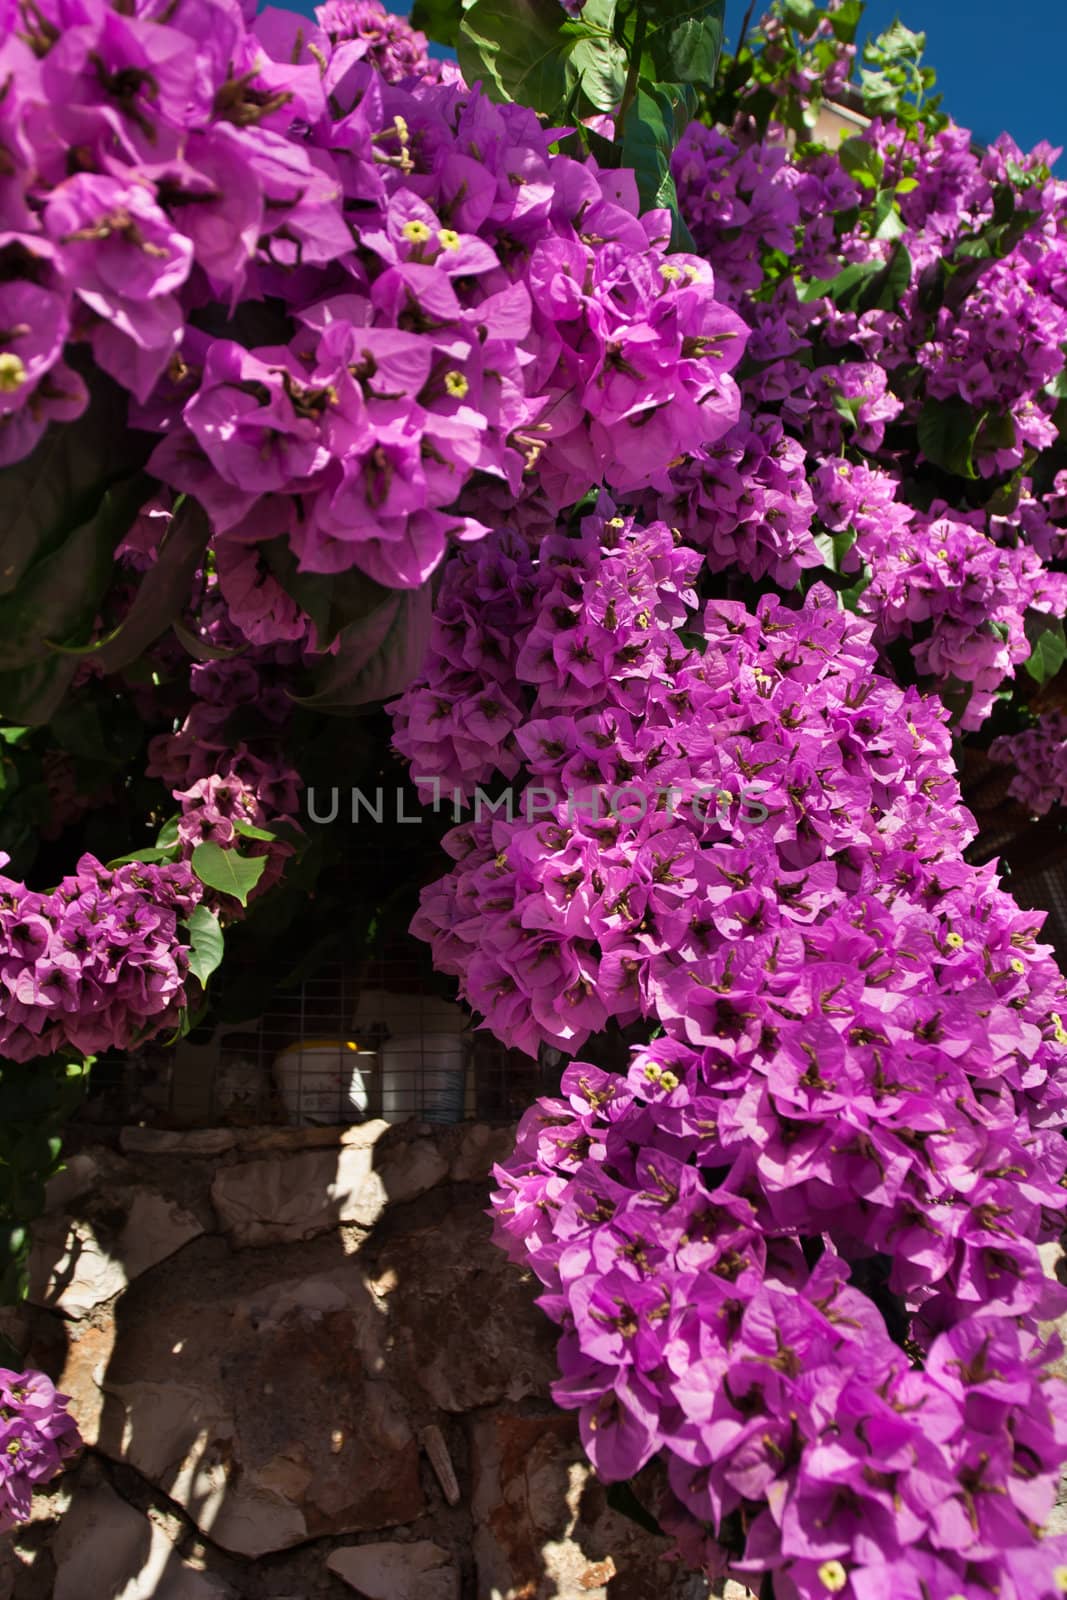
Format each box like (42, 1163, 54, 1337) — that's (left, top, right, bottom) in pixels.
(1, 1121, 729, 1600)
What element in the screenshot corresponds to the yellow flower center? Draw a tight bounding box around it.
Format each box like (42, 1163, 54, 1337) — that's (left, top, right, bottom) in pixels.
(402, 219, 432, 243)
(438, 228, 461, 252)
(444, 370, 469, 399)
(0, 352, 27, 392)
(937, 548, 949, 559)
(659, 1071, 680, 1092)
(660, 264, 683, 281)
(945, 932, 964, 949)
(1053, 1564, 1067, 1593)
(643, 1064, 663, 1083)
(818, 1562, 848, 1594)
(1010, 957, 1026, 974)
(607, 517, 626, 528)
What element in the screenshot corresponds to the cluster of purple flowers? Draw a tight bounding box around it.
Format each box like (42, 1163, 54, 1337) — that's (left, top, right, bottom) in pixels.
(669, 102, 1067, 722)
(816, 479, 1067, 731)
(0, 852, 200, 1062)
(0, 1369, 80, 1532)
(391, 530, 539, 796)
(1, 0, 745, 589)
(494, 1072, 1067, 1599)
(397, 511, 1067, 1588)
(990, 711, 1067, 815)
(316, 0, 433, 82)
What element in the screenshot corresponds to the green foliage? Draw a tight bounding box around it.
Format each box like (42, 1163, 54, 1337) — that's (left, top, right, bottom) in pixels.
(184, 905, 225, 986)
(411, 0, 463, 46)
(457, 0, 625, 121)
(917, 397, 984, 481)
(640, 0, 726, 88)
(860, 18, 944, 131)
(699, 0, 946, 140)
(190, 841, 268, 906)
(291, 584, 433, 711)
(0, 1054, 91, 1307)
(1023, 613, 1067, 686)
(432, 0, 724, 243)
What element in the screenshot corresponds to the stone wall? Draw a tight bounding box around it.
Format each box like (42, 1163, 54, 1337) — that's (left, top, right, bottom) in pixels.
(0, 1120, 746, 1600)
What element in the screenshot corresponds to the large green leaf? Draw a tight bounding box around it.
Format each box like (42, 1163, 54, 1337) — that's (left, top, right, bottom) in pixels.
(0, 474, 151, 673)
(263, 538, 401, 654)
(619, 81, 685, 221)
(91, 498, 211, 673)
(640, 0, 725, 88)
(571, 28, 627, 112)
(0, 657, 80, 725)
(184, 905, 225, 987)
(459, 0, 624, 122)
(459, 0, 584, 114)
(293, 582, 433, 710)
(1023, 612, 1067, 686)
(190, 843, 267, 907)
(0, 369, 140, 599)
(796, 259, 883, 306)
(411, 0, 464, 47)
(917, 396, 982, 480)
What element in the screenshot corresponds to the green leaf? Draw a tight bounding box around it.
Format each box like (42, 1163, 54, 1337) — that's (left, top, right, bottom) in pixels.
(264, 539, 407, 656)
(869, 189, 905, 241)
(1023, 612, 1067, 685)
(0, 368, 142, 601)
(106, 846, 175, 867)
(292, 582, 433, 710)
(570, 30, 627, 111)
(411, 0, 464, 46)
(172, 620, 248, 663)
(0, 657, 80, 725)
(867, 21, 925, 62)
(837, 137, 883, 187)
(91, 498, 211, 673)
(0, 474, 151, 674)
(190, 842, 267, 907)
(232, 819, 277, 843)
(796, 259, 883, 306)
(917, 397, 982, 479)
(814, 528, 858, 573)
(875, 240, 913, 310)
(828, 0, 862, 43)
(184, 905, 224, 987)
(458, 0, 583, 117)
(156, 815, 181, 850)
(641, 0, 725, 88)
(783, 0, 817, 32)
(618, 80, 683, 222)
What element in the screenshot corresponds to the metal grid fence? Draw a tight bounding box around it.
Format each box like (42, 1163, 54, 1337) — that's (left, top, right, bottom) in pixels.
(117, 958, 545, 1131)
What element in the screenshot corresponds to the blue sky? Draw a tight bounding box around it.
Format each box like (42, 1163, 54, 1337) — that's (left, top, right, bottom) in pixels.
(850, 0, 1064, 162)
(333, 3, 1066, 166)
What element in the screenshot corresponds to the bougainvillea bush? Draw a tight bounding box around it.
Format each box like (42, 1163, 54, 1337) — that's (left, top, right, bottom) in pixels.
(6, 0, 1067, 1584)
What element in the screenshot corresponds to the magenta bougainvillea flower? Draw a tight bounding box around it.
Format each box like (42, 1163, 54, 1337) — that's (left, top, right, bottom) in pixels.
(0, 1369, 80, 1532)
(395, 512, 1067, 1592)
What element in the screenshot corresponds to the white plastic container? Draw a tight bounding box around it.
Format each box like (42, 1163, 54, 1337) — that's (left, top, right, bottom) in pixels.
(379, 1033, 466, 1124)
(272, 1039, 373, 1126)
